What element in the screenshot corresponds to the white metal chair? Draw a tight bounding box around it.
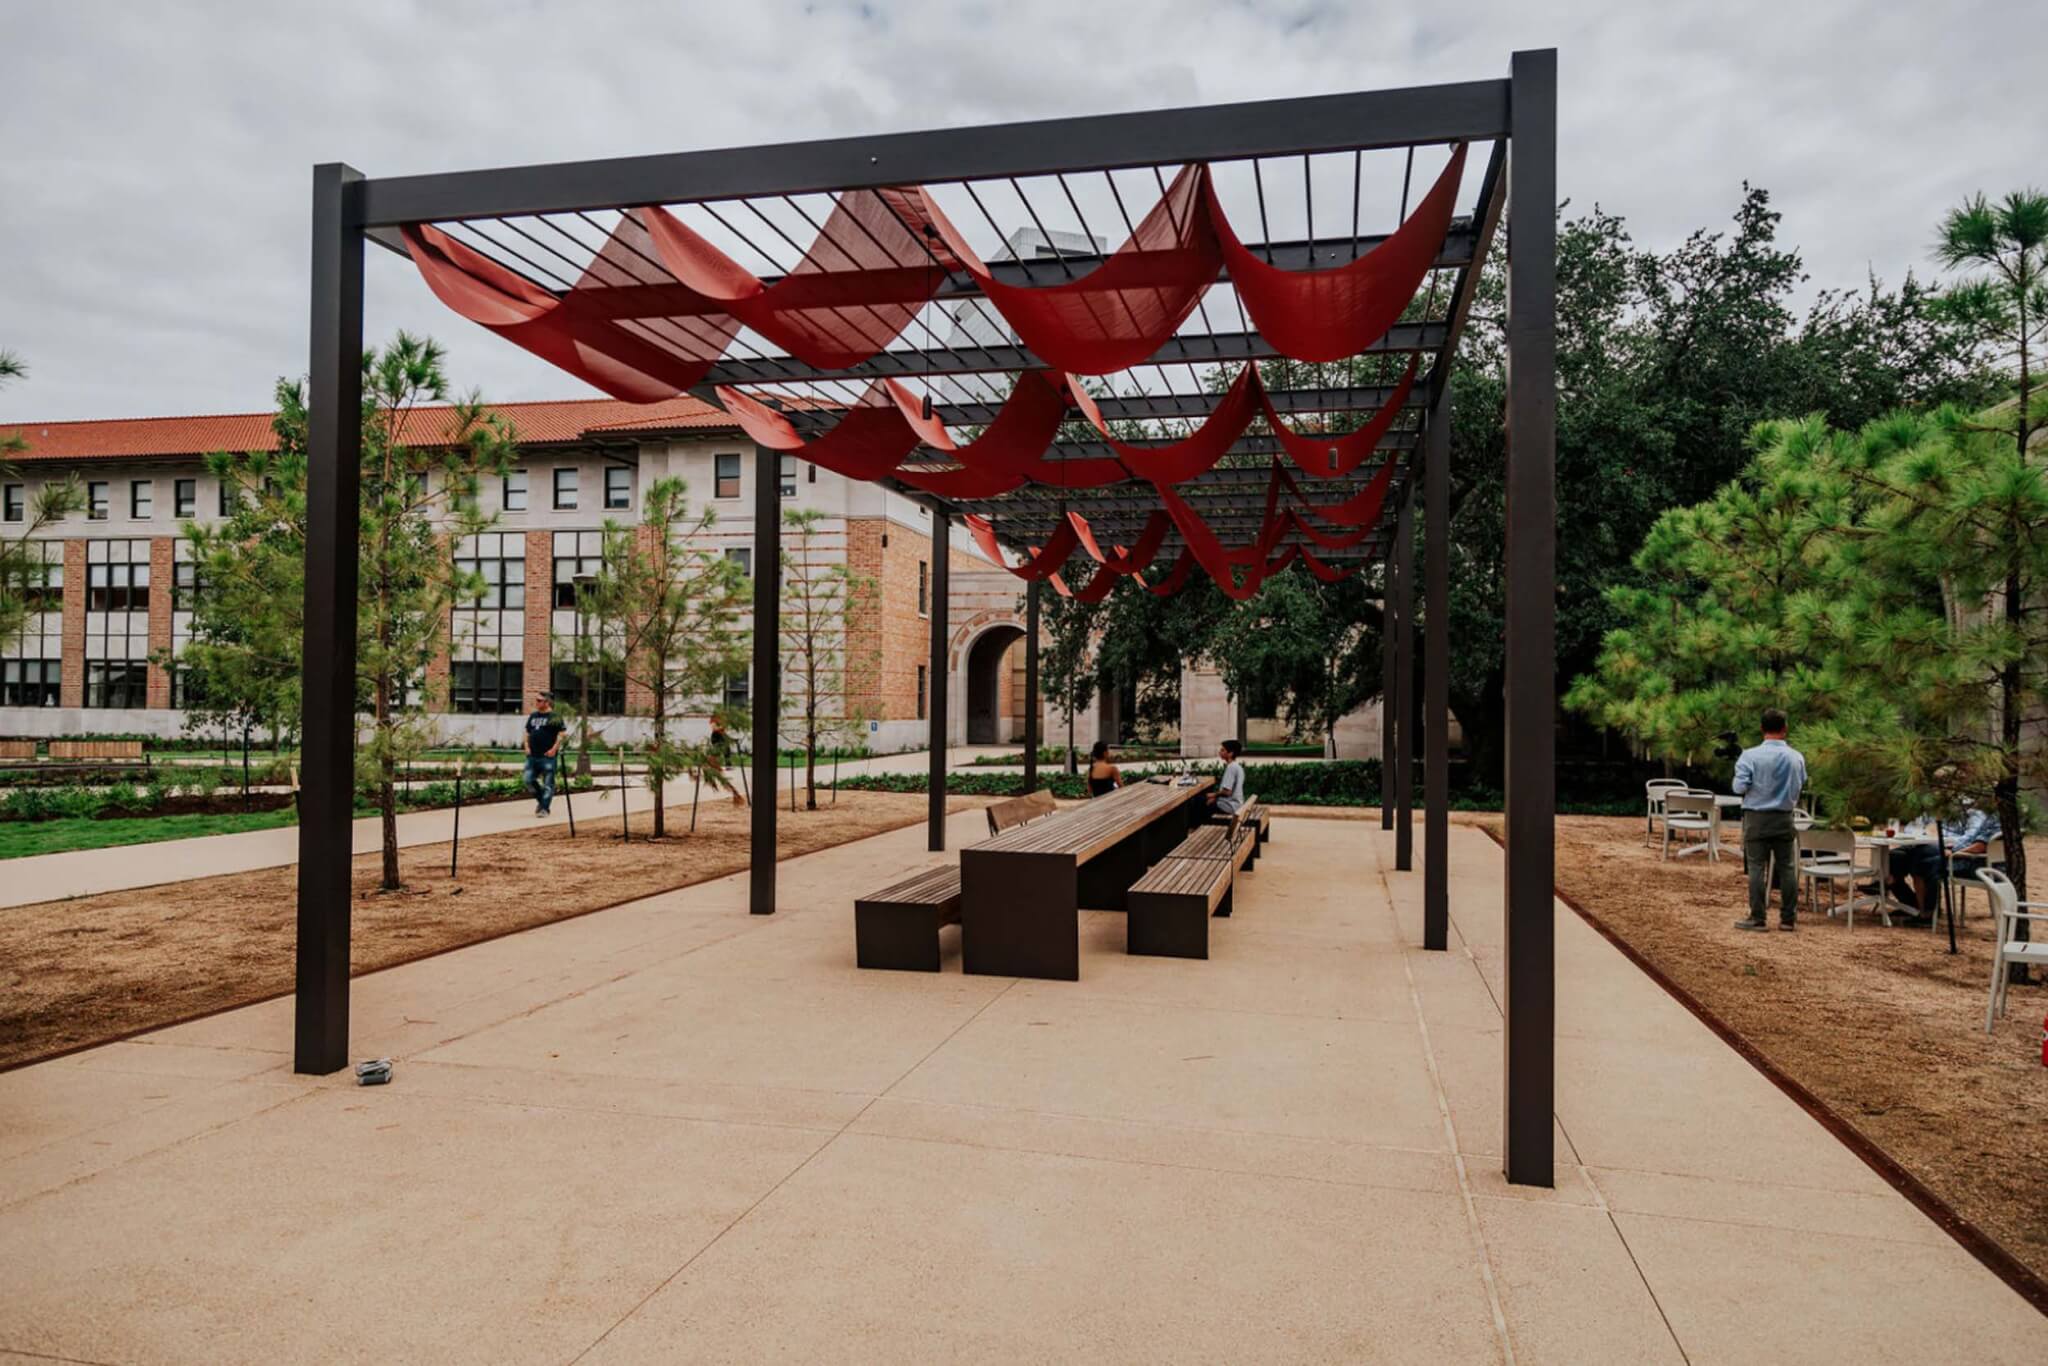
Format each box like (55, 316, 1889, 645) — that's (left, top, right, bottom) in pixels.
(1661, 791, 1722, 862)
(1793, 805, 1815, 832)
(1797, 828, 1870, 922)
(1645, 778, 1689, 845)
(1977, 868, 2048, 1032)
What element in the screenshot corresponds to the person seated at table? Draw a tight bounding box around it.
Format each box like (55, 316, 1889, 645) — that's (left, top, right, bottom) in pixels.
(1889, 802, 2001, 924)
(1203, 738, 1247, 825)
(1086, 740, 1122, 798)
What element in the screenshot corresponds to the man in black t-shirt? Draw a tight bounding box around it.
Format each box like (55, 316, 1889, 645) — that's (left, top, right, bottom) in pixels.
(523, 691, 567, 816)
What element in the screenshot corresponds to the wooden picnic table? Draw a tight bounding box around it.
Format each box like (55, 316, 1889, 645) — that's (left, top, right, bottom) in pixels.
(960, 777, 1214, 980)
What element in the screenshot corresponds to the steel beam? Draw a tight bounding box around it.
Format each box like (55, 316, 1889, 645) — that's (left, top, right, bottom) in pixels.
(1023, 580, 1041, 793)
(1380, 557, 1396, 831)
(358, 81, 1511, 226)
(296, 163, 364, 1076)
(1502, 48, 1558, 1189)
(929, 510, 951, 850)
(657, 324, 1448, 390)
(750, 446, 781, 915)
(1423, 382, 1452, 950)
(1393, 485, 1416, 872)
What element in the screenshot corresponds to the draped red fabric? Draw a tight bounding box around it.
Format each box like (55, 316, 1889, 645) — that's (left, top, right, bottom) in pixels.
(1207, 144, 1468, 362)
(1283, 447, 1402, 527)
(1144, 549, 1198, 596)
(403, 223, 729, 403)
(1069, 510, 1170, 575)
(643, 188, 954, 370)
(882, 372, 1130, 489)
(1066, 365, 1259, 484)
(1295, 545, 1356, 582)
(918, 166, 1221, 375)
(964, 515, 1081, 581)
(1261, 356, 1419, 478)
(712, 385, 923, 485)
(1050, 565, 1126, 603)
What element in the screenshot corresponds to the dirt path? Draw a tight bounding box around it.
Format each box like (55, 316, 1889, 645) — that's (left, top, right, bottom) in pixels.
(1518, 815, 2048, 1286)
(0, 791, 987, 1070)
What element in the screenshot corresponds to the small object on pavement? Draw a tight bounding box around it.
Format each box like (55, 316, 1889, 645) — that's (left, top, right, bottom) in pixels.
(355, 1058, 393, 1086)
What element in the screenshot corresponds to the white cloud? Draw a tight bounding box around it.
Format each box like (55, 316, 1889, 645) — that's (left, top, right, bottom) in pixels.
(2, 0, 2041, 420)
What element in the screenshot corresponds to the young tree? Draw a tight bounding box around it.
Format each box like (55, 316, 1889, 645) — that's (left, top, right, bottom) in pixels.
(583, 476, 749, 837)
(185, 334, 515, 888)
(779, 507, 876, 809)
(1205, 568, 1380, 755)
(1037, 567, 1106, 773)
(0, 355, 84, 648)
(1933, 189, 2048, 460)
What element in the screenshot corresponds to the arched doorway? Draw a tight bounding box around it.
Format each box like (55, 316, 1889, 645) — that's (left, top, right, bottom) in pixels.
(964, 625, 1023, 744)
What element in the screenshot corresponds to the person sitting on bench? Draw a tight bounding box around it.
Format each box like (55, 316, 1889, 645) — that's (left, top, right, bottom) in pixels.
(1086, 740, 1122, 797)
(1203, 738, 1246, 825)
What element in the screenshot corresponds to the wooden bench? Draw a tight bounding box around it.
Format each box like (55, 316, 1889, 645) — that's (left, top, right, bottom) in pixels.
(1170, 814, 1257, 872)
(855, 866, 963, 971)
(985, 787, 1058, 837)
(0, 740, 35, 761)
(1240, 797, 1270, 845)
(1127, 858, 1234, 959)
(49, 739, 145, 761)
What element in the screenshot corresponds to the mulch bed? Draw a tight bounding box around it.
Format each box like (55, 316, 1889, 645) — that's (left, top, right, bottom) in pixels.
(1514, 815, 2048, 1289)
(0, 790, 987, 1070)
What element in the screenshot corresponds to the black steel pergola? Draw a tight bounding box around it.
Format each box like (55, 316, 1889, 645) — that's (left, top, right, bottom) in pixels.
(297, 50, 1557, 1184)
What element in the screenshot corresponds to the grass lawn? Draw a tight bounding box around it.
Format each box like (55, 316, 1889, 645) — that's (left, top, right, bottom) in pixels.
(0, 808, 299, 859)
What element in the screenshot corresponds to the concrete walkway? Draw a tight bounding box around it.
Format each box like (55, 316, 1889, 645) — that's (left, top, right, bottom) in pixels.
(0, 745, 1008, 908)
(1, 818, 2037, 1362)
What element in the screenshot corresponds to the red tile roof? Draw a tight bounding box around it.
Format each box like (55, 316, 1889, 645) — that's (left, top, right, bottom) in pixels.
(0, 396, 736, 463)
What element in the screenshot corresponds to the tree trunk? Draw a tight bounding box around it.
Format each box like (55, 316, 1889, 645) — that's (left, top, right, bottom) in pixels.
(376, 682, 398, 891)
(2000, 570, 2029, 983)
(651, 699, 666, 839)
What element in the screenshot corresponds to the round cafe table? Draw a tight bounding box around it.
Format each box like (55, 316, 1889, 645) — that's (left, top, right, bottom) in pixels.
(1851, 834, 1936, 924)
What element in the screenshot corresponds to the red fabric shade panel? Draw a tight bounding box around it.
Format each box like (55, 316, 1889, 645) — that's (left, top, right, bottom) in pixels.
(642, 189, 955, 370)
(1070, 510, 1170, 575)
(918, 166, 1221, 376)
(1065, 365, 1259, 484)
(403, 222, 732, 403)
(1206, 144, 1468, 362)
(964, 514, 1081, 581)
(1261, 355, 1419, 478)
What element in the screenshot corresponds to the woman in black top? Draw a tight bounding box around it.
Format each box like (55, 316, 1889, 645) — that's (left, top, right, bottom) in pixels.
(1086, 740, 1121, 797)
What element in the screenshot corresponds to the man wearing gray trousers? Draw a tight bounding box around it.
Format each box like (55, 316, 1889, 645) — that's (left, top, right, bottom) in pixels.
(1731, 708, 1808, 931)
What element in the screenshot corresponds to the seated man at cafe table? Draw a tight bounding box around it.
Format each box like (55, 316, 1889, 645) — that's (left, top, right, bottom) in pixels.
(1887, 801, 2001, 923)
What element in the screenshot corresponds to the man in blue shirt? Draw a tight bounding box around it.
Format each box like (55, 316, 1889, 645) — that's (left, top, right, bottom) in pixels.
(1731, 708, 1808, 931)
(1891, 803, 2001, 923)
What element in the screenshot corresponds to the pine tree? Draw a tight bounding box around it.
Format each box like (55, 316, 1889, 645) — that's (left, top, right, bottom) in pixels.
(779, 507, 875, 810)
(582, 477, 749, 837)
(0, 354, 84, 649)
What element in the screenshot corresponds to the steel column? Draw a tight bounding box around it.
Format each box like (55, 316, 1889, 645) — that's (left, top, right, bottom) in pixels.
(295, 163, 364, 1075)
(929, 511, 951, 851)
(1379, 565, 1396, 830)
(1023, 579, 1041, 794)
(1502, 48, 1558, 1188)
(749, 447, 781, 915)
(1423, 382, 1452, 950)
(1393, 485, 1416, 872)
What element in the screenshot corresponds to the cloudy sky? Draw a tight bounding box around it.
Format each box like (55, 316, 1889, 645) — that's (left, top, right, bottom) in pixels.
(3, 0, 2042, 422)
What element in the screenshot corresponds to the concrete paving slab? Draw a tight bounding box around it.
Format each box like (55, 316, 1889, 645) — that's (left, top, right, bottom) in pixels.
(1474, 1198, 1686, 1364)
(581, 1130, 1507, 1365)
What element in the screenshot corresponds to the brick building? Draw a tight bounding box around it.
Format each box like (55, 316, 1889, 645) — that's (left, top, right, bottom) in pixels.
(0, 396, 1085, 752)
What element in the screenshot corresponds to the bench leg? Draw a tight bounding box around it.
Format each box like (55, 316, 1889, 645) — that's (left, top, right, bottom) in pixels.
(1214, 882, 1234, 918)
(1079, 830, 1148, 911)
(1128, 891, 1209, 959)
(964, 850, 1079, 980)
(855, 903, 944, 972)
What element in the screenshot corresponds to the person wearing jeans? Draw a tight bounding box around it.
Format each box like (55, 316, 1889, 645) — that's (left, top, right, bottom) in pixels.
(522, 691, 566, 816)
(1731, 707, 1808, 931)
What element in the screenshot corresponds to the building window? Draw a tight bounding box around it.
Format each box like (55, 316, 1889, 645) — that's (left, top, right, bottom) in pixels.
(604, 466, 631, 510)
(918, 560, 929, 616)
(130, 480, 153, 519)
(86, 662, 149, 709)
(1, 659, 61, 707)
(170, 665, 207, 709)
(725, 547, 751, 578)
(453, 533, 525, 611)
(174, 479, 196, 518)
(503, 470, 528, 512)
(553, 468, 578, 510)
(715, 453, 740, 499)
(16, 541, 62, 615)
(87, 481, 109, 520)
(448, 661, 524, 714)
(916, 665, 927, 720)
(778, 455, 796, 498)
(2, 485, 22, 523)
(86, 561, 149, 612)
(724, 671, 750, 708)
(219, 480, 238, 516)
(552, 530, 606, 609)
(549, 662, 626, 716)
(171, 560, 201, 613)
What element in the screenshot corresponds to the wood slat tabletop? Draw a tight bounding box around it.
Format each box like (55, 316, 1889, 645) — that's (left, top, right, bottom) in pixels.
(967, 778, 1214, 864)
